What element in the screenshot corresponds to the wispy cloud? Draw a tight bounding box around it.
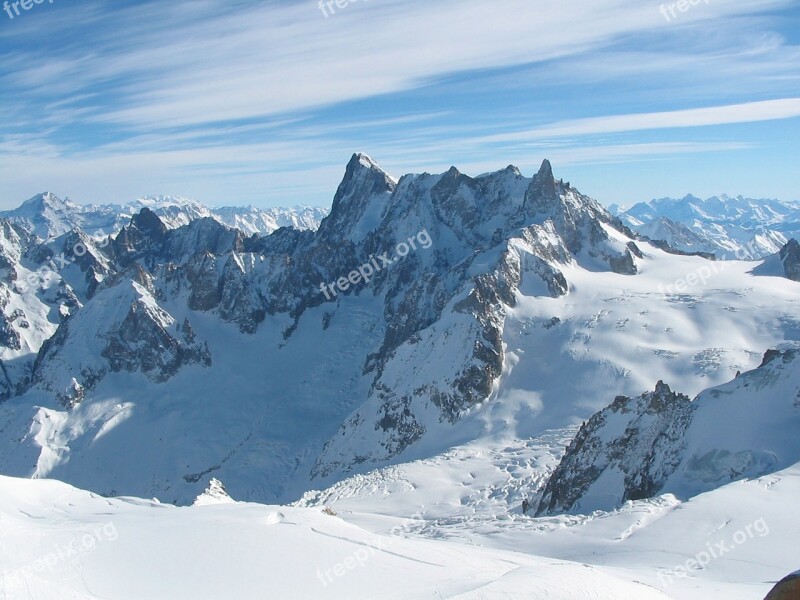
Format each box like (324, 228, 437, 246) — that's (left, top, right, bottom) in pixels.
(0, 0, 798, 206)
(476, 99, 800, 143)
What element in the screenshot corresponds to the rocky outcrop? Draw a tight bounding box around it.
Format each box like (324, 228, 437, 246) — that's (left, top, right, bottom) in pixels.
(536, 382, 694, 515)
(101, 301, 211, 384)
(536, 344, 800, 515)
(765, 571, 800, 600)
(780, 238, 800, 281)
(31, 277, 211, 405)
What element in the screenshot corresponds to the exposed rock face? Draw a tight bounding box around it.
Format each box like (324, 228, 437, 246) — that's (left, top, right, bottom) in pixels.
(536, 345, 800, 516)
(536, 382, 694, 516)
(309, 157, 640, 477)
(523, 161, 638, 275)
(31, 276, 211, 402)
(780, 238, 800, 281)
(101, 298, 211, 382)
(317, 153, 396, 243)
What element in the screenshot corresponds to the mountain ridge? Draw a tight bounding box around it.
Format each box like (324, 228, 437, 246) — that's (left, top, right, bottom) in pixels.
(0, 155, 798, 507)
(612, 193, 800, 259)
(0, 192, 329, 241)
(536, 342, 800, 516)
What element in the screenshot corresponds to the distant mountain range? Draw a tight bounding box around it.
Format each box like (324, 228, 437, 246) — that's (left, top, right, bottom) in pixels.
(611, 194, 800, 259)
(0, 193, 329, 241)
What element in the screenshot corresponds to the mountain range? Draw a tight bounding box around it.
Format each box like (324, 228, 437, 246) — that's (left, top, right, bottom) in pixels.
(0, 153, 797, 507)
(611, 194, 800, 259)
(0, 193, 328, 241)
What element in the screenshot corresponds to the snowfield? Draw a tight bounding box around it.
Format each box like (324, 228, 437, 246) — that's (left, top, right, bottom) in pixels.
(2, 455, 798, 599)
(0, 475, 677, 600)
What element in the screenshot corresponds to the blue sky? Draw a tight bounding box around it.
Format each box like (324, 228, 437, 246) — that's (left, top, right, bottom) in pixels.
(0, 0, 799, 209)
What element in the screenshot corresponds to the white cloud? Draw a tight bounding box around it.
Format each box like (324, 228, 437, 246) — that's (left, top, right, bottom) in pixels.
(476, 99, 800, 142)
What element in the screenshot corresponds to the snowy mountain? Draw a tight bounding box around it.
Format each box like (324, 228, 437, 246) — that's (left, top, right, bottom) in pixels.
(613, 194, 800, 259)
(0, 193, 328, 241)
(1, 155, 800, 599)
(535, 343, 800, 515)
(212, 204, 329, 236)
(0, 154, 798, 511)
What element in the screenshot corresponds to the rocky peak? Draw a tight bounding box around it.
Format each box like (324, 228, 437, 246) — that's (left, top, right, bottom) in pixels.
(334, 152, 395, 204)
(131, 207, 169, 238)
(164, 217, 244, 261)
(318, 153, 397, 243)
(112, 208, 169, 267)
(535, 381, 694, 516)
(19, 192, 76, 214)
(523, 159, 558, 211)
(760, 344, 799, 367)
(2, 193, 82, 241)
(192, 478, 235, 506)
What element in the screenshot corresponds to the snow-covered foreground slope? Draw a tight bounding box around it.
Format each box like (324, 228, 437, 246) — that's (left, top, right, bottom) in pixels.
(0, 475, 674, 600)
(292, 435, 800, 600)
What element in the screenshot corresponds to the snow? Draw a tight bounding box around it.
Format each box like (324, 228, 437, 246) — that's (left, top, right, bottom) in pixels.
(2, 225, 798, 507)
(615, 194, 800, 259)
(192, 478, 235, 506)
(293, 437, 800, 600)
(503, 246, 799, 426)
(0, 474, 675, 600)
(0, 193, 328, 242)
(4, 426, 786, 598)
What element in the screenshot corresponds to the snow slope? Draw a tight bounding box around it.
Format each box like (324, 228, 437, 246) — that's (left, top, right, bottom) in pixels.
(293, 432, 800, 600)
(0, 475, 674, 600)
